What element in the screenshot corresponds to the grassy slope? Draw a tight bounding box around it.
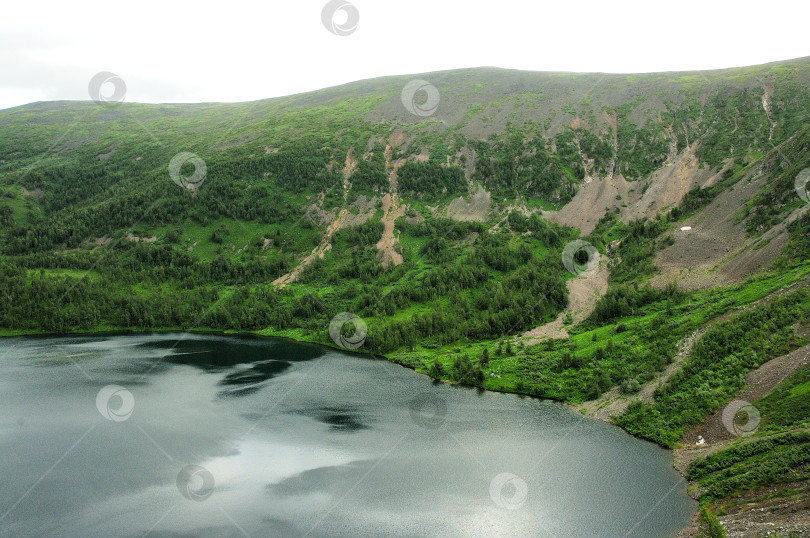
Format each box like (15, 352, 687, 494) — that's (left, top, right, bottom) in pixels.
(687, 364, 810, 523)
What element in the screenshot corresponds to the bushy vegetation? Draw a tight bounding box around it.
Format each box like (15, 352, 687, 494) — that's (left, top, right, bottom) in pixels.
(588, 282, 683, 324)
(688, 431, 810, 504)
(743, 128, 810, 234)
(685, 360, 810, 520)
(616, 290, 810, 447)
(697, 507, 727, 538)
(397, 161, 467, 201)
(614, 102, 669, 180)
(470, 130, 580, 203)
(755, 364, 810, 433)
(506, 211, 563, 246)
(350, 146, 388, 193)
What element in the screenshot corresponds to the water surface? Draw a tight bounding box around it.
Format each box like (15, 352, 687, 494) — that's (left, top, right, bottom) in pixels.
(0, 334, 695, 537)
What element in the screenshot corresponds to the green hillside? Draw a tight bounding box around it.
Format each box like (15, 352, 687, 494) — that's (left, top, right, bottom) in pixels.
(2, 60, 810, 527)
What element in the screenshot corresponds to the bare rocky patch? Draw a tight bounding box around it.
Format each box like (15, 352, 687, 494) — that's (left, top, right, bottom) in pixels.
(340, 195, 378, 229)
(273, 208, 349, 288)
(445, 184, 492, 221)
(648, 174, 806, 290)
(388, 129, 406, 149)
(520, 257, 609, 344)
(544, 173, 630, 235)
(621, 143, 711, 223)
(305, 203, 336, 228)
(376, 193, 405, 268)
(126, 233, 156, 243)
(19, 187, 43, 201)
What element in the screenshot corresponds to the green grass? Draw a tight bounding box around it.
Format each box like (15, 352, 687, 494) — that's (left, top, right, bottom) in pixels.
(755, 363, 810, 432)
(25, 268, 97, 281)
(688, 431, 810, 508)
(0, 187, 43, 227)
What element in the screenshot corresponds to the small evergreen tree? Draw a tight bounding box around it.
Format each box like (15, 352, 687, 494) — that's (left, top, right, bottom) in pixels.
(481, 348, 490, 366)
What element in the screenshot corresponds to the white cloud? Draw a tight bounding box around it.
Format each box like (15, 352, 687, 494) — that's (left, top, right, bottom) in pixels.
(0, 0, 808, 109)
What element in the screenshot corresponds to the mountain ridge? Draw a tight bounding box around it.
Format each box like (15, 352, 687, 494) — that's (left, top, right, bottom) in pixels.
(10, 54, 810, 112)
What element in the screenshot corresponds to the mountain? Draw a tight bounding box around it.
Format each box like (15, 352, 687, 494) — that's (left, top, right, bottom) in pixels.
(2, 57, 810, 534)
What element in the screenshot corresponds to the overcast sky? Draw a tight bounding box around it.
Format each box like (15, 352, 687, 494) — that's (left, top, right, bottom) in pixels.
(1, 0, 808, 110)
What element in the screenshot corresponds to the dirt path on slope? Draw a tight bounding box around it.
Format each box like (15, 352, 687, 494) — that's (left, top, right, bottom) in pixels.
(343, 146, 357, 201)
(272, 148, 358, 288)
(763, 83, 776, 141)
(578, 274, 810, 423)
(272, 208, 349, 288)
(576, 328, 707, 421)
(604, 110, 619, 180)
(376, 140, 407, 268)
(376, 193, 405, 267)
(520, 258, 609, 344)
(679, 343, 810, 451)
(673, 342, 810, 538)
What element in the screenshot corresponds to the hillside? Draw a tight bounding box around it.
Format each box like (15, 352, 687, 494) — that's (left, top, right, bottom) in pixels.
(3, 57, 810, 534)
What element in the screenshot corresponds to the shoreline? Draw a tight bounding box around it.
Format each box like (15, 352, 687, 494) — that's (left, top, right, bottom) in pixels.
(0, 325, 692, 457)
(0, 325, 681, 453)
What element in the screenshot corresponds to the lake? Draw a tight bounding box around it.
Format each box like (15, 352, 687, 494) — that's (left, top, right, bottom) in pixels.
(0, 334, 695, 537)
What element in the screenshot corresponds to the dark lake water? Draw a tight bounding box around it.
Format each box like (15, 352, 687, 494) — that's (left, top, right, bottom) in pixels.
(0, 334, 695, 537)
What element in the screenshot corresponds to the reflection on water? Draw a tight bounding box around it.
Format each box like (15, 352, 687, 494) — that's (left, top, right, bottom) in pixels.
(0, 334, 696, 537)
(295, 405, 371, 432)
